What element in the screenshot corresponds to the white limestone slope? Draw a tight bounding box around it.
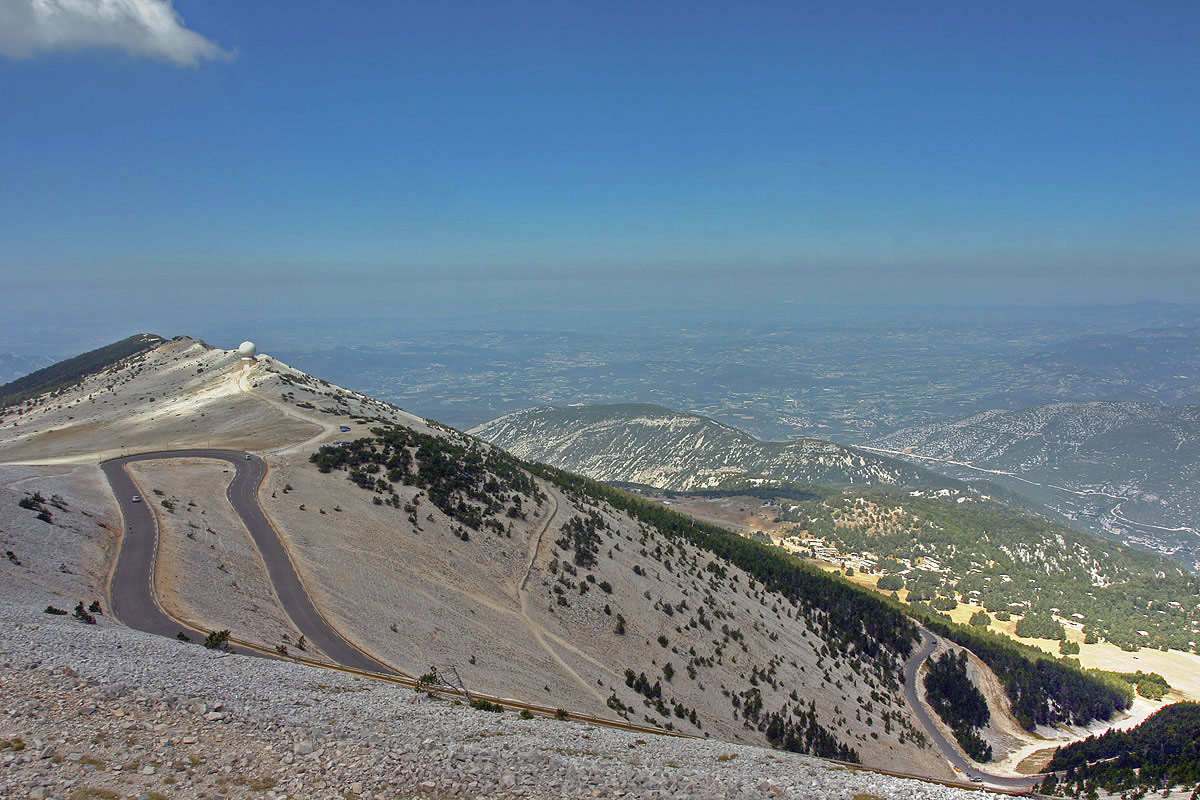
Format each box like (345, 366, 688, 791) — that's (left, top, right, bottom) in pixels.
(0, 335, 1002, 794)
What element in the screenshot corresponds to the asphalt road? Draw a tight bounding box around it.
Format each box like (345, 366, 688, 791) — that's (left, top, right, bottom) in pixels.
(103, 449, 394, 675)
(903, 629, 1038, 793)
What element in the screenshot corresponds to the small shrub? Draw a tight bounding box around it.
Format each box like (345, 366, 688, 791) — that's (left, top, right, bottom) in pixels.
(73, 602, 96, 624)
(18, 492, 45, 510)
(70, 789, 121, 800)
(203, 629, 231, 650)
(45, 605, 68, 615)
(469, 698, 504, 713)
(554, 708, 569, 720)
(1136, 679, 1166, 700)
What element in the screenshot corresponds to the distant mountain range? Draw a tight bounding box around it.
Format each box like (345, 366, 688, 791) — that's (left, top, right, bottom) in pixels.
(986, 325, 1200, 409)
(0, 352, 54, 385)
(470, 403, 962, 491)
(867, 402, 1200, 566)
(472, 399, 1200, 571)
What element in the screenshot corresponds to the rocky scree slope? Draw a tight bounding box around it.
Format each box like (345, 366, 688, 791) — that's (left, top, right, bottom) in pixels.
(0, 597, 1001, 800)
(0, 336, 949, 777)
(299, 421, 944, 773)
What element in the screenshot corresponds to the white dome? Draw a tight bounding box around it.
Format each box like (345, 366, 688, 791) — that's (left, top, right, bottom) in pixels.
(237, 341, 257, 358)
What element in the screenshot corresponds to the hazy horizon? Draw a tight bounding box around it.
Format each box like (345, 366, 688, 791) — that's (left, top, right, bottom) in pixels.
(3, 2, 1199, 355)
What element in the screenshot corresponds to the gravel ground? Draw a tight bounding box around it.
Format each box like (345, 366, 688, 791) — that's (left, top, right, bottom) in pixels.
(0, 598, 1004, 800)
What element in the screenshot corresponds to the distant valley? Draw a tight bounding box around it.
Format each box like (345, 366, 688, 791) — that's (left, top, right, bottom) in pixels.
(260, 306, 1200, 442)
(473, 398, 1200, 572)
(867, 402, 1200, 568)
(469, 402, 1200, 651)
(0, 352, 53, 384)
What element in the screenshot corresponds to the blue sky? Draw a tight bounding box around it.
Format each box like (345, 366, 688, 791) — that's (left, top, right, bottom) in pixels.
(2, 0, 1199, 342)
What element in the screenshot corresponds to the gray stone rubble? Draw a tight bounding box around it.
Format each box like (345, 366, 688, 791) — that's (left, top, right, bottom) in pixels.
(0, 598, 1003, 800)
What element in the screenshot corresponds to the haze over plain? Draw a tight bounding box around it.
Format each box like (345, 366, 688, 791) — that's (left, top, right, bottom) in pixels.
(2, 1, 1199, 357)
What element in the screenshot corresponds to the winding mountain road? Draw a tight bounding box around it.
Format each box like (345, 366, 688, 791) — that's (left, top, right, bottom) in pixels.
(102, 449, 394, 675)
(903, 629, 1037, 792)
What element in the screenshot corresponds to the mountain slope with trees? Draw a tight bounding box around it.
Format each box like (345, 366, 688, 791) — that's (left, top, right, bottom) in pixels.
(1039, 702, 1200, 797)
(0, 335, 1154, 780)
(0, 333, 164, 410)
(767, 485, 1200, 652)
(308, 425, 931, 765)
(870, 400, 1200, 567)
(470, 403, 963, 492)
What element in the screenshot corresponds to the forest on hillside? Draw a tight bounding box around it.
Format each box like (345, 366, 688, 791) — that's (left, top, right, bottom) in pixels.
(726, 484, 1199, 652)
(0, 333, 165, 410)
(312, 430, 1140, 736)
(1039, 702, 1200, 797)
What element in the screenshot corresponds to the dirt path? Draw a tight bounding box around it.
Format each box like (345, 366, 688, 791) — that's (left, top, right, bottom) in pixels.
(519, 486, 560, 592)
(512, 486, 610, 705)
(235, 362, 334, 457)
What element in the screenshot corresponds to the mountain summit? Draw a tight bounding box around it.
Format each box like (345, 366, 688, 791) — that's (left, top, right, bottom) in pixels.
(1, 337, 969, 783)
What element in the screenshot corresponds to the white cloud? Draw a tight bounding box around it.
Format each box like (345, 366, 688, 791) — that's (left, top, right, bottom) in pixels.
(0, 0, 233, 66)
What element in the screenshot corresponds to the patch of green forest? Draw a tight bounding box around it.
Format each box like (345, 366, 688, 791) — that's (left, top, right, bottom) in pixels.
(733, 483, 1199, 652)
(0, 333, 164, 410)
(309, 425, 545, 532)
(1038, 702, 1200, 797)
(906, 607, 1132, 730)
(923, 649, 992, 761)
